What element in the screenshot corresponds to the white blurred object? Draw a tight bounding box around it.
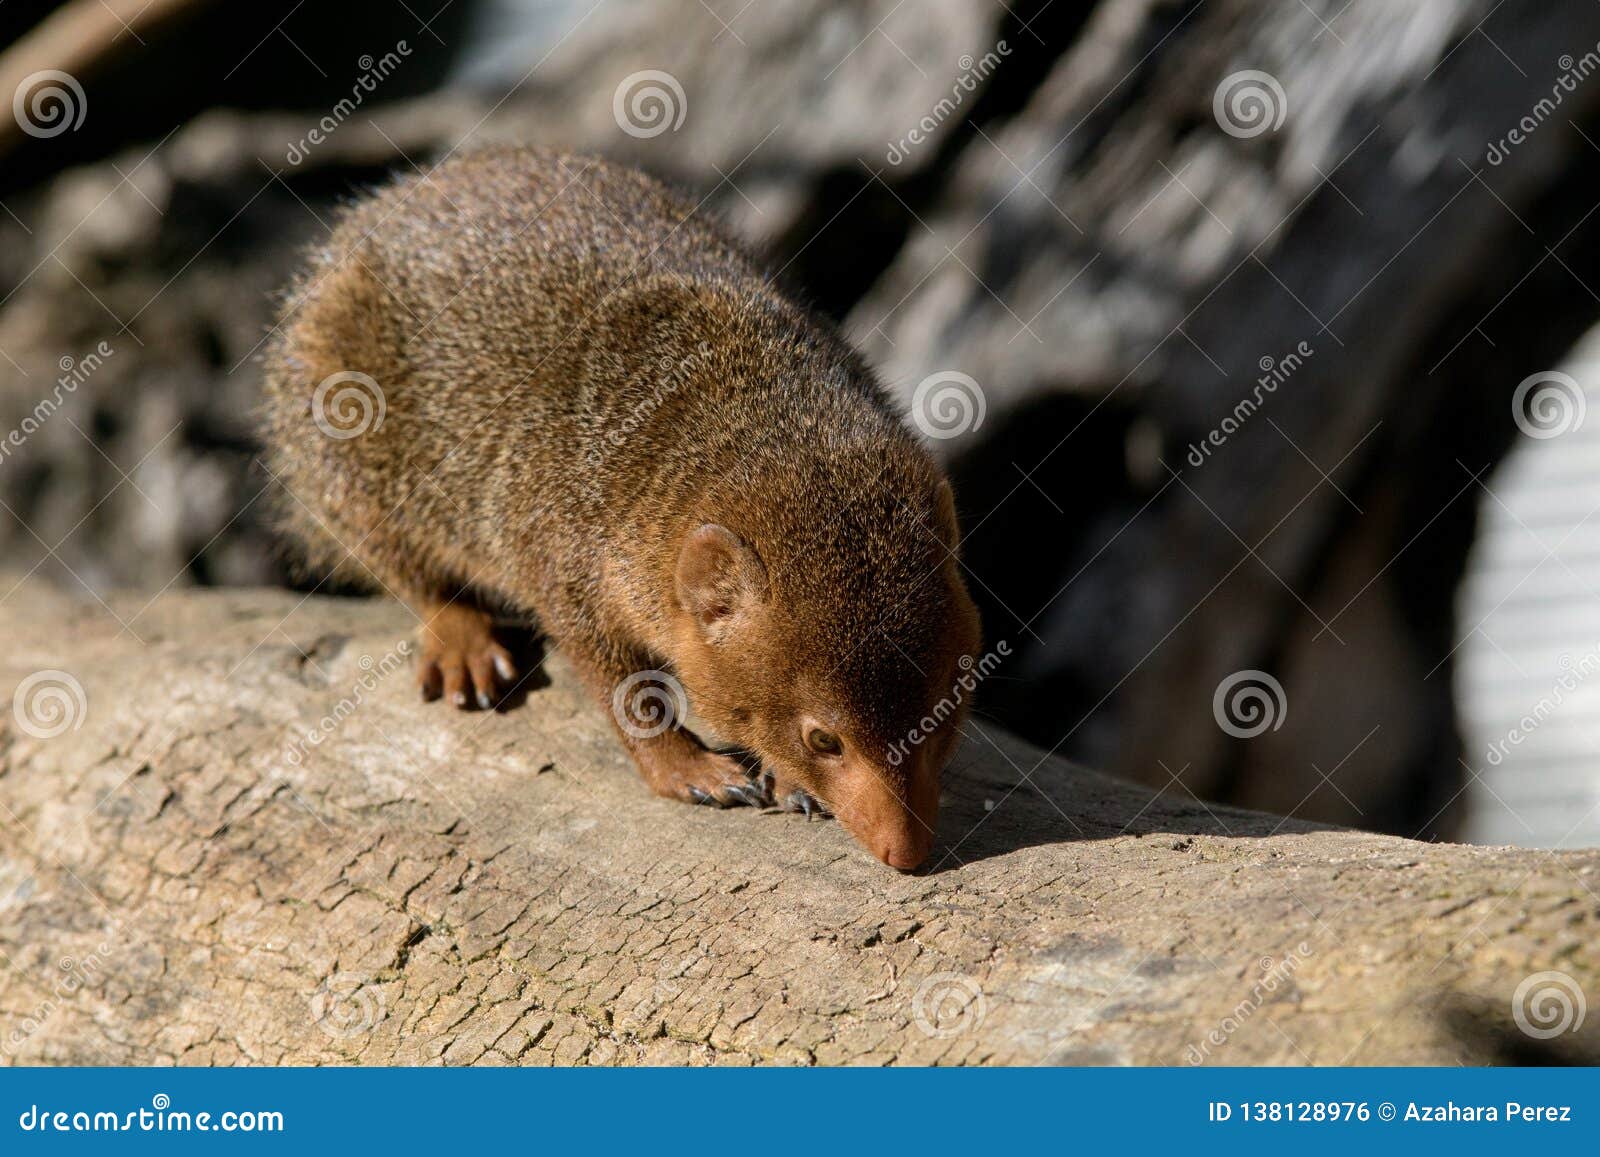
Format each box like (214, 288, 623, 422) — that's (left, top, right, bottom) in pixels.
(1459, 330, 1600, 848)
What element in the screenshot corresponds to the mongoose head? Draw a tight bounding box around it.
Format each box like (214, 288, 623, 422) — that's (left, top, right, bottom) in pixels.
(669, 471, 982, 870)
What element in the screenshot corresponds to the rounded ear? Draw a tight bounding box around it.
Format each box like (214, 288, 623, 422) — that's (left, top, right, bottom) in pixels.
(934, 479, 962, 556)
(675, 524, 767, 641)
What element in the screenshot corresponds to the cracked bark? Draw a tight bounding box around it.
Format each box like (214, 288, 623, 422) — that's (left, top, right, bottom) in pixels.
(1, 579, 1595, 1065)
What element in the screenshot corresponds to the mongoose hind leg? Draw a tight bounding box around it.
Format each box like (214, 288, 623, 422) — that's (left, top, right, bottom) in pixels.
(416, 599, 518, 710)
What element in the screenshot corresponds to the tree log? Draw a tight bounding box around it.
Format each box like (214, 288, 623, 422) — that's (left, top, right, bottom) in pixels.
(1, 579, 1595, 1065)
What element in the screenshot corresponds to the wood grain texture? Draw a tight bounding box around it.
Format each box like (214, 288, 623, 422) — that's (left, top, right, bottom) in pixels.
(1, 579, 1595, 1065)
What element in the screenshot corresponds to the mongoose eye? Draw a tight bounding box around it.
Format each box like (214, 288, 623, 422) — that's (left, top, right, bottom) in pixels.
(804, 727, 843, 757)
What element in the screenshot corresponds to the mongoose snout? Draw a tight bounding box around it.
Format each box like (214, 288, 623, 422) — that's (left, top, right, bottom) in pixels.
(262, 146, 981, 870)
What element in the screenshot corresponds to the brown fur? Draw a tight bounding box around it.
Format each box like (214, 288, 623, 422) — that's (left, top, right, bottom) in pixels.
(261, 147, 981, 869)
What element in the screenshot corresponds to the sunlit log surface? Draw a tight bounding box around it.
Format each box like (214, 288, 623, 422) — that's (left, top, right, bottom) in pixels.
(2, 579, 1595, 1065)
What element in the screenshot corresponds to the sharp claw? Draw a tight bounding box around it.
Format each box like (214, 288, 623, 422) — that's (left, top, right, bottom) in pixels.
(476, 691, 493, 710)
(493, 655, 515, 680)
(687, 786, 712, 805)
(780, 791, 823, 819)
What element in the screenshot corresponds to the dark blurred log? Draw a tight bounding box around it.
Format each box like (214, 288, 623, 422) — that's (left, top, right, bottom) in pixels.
(0, 0, 213, 164)
(844, 0, 1600, 836)
(0, 0, 471, 193)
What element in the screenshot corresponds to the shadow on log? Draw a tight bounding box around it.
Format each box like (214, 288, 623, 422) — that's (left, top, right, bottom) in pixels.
(1, 580, 1595, 1065)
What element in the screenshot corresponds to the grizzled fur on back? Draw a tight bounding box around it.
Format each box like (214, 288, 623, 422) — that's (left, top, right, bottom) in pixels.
(263, 147, 949, 654)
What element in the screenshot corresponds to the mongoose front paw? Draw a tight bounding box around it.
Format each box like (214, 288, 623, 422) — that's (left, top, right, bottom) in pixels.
(643, 745, 766, 808)
(417, 603, 517, 710)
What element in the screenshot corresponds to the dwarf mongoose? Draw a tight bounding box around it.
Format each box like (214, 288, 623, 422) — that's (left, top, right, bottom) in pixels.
(262, 147, 981, 869)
